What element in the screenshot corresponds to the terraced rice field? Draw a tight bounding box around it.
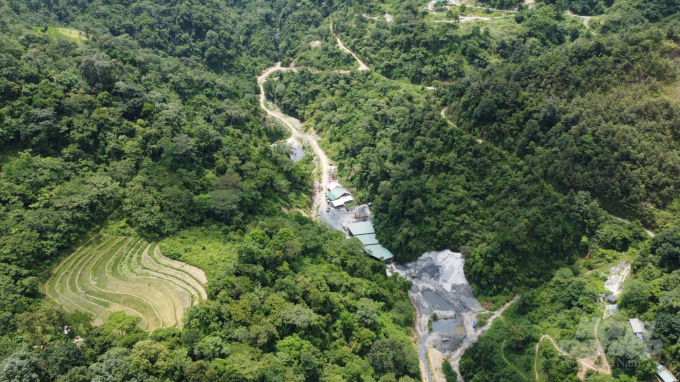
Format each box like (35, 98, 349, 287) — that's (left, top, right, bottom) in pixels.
(44, 235, 207, 330)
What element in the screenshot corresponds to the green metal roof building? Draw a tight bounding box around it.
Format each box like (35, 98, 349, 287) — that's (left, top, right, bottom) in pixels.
(346, 222, 393, 262)
(364, 244, 394, 261)
(326, 187, 350, 201)
(354, 233, 379, 246)
(346, 222, 375, 236)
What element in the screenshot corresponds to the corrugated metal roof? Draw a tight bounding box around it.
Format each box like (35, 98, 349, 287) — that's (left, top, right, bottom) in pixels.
(630, 318, 645, 333)
(659, 370, 677, 382)
(354, 234, 379, 245)
(364, 244, 394, 260)
(326, 187, 350, 201)
(331, 195, 353, 207)
(347, 222, 375, 236)
(328, 182, 341, 191)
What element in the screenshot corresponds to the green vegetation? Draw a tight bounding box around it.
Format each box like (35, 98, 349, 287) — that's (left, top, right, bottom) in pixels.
(44, 234, 207, 330)
(1, 0, 680, 379)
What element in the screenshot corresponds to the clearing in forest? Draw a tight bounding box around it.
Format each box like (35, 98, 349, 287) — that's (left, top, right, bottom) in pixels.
(32, 26, 88, 44)
(43, 234, 207, 331)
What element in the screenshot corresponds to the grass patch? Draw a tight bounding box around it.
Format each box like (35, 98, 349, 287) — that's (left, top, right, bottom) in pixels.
(32, 26, 88, 44)
(159, 225, 237, 282)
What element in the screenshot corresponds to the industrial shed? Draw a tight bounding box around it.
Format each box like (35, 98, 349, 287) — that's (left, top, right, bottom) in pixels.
(364, 244, 394, 262)
(346, 222, 375, 236)
(354, 233, 379, 246)
(326, 187, 350, 201)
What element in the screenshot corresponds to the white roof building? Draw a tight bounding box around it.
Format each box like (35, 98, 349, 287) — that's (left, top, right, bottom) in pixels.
(629, 318, 645, 334)
(328, 181, 341, 191)
(331, 195, 353, 207)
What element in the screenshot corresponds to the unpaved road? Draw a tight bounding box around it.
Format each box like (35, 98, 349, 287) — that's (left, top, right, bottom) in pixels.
(534, 318, 610, 381)
(610, 214, 655, 237)
(331, 22, 369, 71)
(257, 24, 371, 219)
(434, 16, 498, 22)
(257, 63, 331, 218)
(449, 295, 520, 382)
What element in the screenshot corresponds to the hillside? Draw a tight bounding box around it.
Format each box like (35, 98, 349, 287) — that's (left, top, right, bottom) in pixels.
(1, 0, 680, 381)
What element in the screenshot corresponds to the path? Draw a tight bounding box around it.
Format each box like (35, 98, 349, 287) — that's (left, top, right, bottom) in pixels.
(257, 65, 331, 218)
(434, 16, 499, 22)
(441, 108, 455, 126)
(449, 295, 520, 382)
(331, 22, 369, 71)
(441, 108, 483, 143)
(534, 318, 610, 381)
(257, 21, 369, 218)
(535, 334, 567, 380)
(610, 214, 655, 237)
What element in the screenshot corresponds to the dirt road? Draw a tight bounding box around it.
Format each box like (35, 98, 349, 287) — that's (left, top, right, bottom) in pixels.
(257, 63, 331, 218)
(610, 214, 655, 237)
(449, 295, 520, 382)
(330, 22, 369, 71)
(534, 318, 610, 381)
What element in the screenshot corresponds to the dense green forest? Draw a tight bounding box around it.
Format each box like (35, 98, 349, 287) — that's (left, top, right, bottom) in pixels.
(0, 0, 421, 380)
(260, 0, 680, 379)
(1, 0, 680, 380)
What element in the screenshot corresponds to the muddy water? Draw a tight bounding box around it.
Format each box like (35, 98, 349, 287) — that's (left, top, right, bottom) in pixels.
(395, 250, 482, 382)
(420, 318, 461, 382)
(287, 137, 305, 162)
(423, 290, 454, 311)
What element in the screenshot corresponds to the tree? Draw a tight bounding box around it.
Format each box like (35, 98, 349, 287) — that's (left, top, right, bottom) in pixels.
(652, 226, 680, 270)
(619, 280, 652, 315)
(80, 53, 116, 89)
(44, 342, 86, 379)
(504, 322, 532, 350)
(367, 339, 420, 379)
(58, 366, 91, 382)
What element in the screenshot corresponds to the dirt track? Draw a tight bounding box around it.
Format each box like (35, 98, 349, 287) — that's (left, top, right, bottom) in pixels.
(257, 24, 370, 218)
(449, 295, 520, 382)
(534, 318, 610, 381)
(331, 22, 369, 71)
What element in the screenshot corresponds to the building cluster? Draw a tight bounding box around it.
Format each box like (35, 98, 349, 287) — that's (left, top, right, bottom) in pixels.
(346, 221, 393, 262)
(326, 182, 353, 208)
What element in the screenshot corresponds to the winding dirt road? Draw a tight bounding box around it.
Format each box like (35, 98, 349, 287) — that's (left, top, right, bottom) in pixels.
(534, 318, 610, 381)
(257, 64, 331, 218)
(450, 295, 520, 382)
(331, 22, 369, 71)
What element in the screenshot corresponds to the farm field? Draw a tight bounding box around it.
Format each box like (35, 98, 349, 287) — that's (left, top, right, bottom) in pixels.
(43, 234, 207, 330)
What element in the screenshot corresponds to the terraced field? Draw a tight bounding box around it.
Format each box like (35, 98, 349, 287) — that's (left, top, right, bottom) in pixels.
(44, 235, 207, 330)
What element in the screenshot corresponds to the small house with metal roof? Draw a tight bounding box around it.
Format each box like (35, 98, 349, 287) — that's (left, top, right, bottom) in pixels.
(658, 363, 678, 382)
(326, 187, 350, 201)
(630, 318, 645, 339)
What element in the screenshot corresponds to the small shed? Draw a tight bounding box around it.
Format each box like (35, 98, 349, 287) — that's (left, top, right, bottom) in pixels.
(331, 195, 353, 207)
(347, 222, 375, 236)
(326, 187, 350, 201)
(657, 363, 678, 382)
(354, 233, 379, 246)
(364, 244, 394, 262)
(606, 294, 617, 304)
(630, 318, 645, 339)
